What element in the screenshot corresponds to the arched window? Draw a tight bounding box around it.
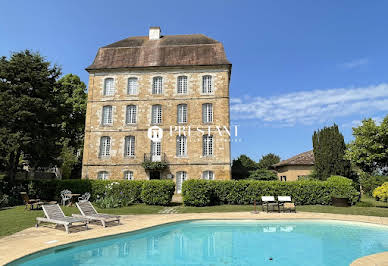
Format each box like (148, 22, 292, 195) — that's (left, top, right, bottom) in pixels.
(152, 76, 163, 94)
(202, 75, 212, 94)
(104, 78, 114, 96)
(102, 105, 113, 125)
(97, 171, 109, 180)
(124, 171, 134, 180)
(177, 76, 187, 94)
(99, 136, 111, 157)
(127, 78, 138, 95)
(203, 171, 214, 180)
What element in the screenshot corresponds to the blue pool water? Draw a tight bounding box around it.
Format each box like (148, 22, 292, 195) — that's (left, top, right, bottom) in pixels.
(9, 220, 388, 266)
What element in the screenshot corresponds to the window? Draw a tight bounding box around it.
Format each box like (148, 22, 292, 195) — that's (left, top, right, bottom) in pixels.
(177, 104, 187, 124)
(127, 78, 138, 95)
(151, 105, 162, 124)
(102, 106, 113, 125)
(99, 136, 111, 157)
(97, 171, 109, 180)
(176, 135, 187, 157)
(202, 103, 213, 123)
(203, 171, 214, 180)
(177, 76, 187, 94)
(124, 171, 134, 180)
(281, 176, 287, 181)
(202, 135, 213, 156)
(151, 141, 161, 156)
(202, 75, 212, 94)
(126, 105, 137, 124)
(124, 136, 135, 157)
(176, 171, 187, 194)
(152, 76, 163, 94)
(104, 78, 114, 96)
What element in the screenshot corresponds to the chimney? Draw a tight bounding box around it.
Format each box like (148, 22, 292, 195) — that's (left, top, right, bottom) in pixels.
(149, 26, 161, 40)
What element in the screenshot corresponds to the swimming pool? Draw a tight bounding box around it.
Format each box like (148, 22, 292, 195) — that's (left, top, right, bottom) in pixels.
(8, 220, 388, 266)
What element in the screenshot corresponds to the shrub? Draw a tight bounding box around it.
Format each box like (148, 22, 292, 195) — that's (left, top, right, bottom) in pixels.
(182, 179, 359, 206)
(248, 169, 278, 181)
(141, 180, 175, 206)
(182, 180, 214, 206)
(360, 172, 388, 196)
(373, 182, 388, 202)
(95, 181, 138, 208)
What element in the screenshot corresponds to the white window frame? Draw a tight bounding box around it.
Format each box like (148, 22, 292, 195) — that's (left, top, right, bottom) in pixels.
(103, 78, 115, 96)
(202, 103, 213, 123)
(151, 105, 162, 124)
(177, 76, 188, 94)
(202, 170, 214, 180)
(97, 171, 109, 180)
(102, 105, 113, 125)
(99, 136, 111, 157)
(203, 134, 213, 156)
(152, 76, 163, 94)
(127, 77, 138, 95)
(126, 105, 137, 124)
(124, 170, 134, 180)
(124, 136, 135, 157)
(176, 171, 187, 194)
(177, 104, 187, 124)
(176, 135, 187, 157)
(202, 75, 212, 94)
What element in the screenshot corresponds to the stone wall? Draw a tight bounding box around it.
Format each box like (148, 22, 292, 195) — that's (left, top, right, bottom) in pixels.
(275, 165, 314, 181)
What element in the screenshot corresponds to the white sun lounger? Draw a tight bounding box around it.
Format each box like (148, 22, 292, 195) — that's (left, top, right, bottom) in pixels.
(73, 201, 120, 227)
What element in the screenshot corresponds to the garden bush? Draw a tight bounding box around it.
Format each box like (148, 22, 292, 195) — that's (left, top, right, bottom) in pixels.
(373, 182, 388, 202)
(248, 169, 278, 181)
(140, 180, 175, 206)
(182, 177, 359, 207)
(360, 172, 388, 196)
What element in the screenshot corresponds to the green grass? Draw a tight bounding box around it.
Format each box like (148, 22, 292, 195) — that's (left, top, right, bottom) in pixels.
(1, 197, 387, 238)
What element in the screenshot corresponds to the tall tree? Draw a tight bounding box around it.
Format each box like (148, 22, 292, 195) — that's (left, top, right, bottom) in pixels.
(0, 50, 62, 181)
(257, 153, 280, 169)
(312, 124, 352, 180)
(345, 116, 388, 174)
(231, 154, 258, 180)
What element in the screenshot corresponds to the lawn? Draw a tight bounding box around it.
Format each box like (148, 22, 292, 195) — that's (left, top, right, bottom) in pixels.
(0, 197, 387, 238)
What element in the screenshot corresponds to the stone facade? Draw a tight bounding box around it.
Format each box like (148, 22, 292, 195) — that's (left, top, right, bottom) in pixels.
(275, 165, 314, 181)
(82, 62, 232, 186)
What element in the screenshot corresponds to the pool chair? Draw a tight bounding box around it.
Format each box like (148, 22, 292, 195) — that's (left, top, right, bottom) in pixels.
(36, 204, 88, 233)
(278, 196, 296, 212)
(20, 192, 41, 210)
(73, 201, 120, 228)
(261, 196, 278, 212)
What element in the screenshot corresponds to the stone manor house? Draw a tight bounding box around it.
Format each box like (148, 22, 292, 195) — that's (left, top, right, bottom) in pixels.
(82, 27, 232, 192)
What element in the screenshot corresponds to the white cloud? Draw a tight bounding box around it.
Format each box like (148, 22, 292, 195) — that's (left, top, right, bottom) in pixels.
(231, 83, 388, 126)
(339, 58, 369, 69)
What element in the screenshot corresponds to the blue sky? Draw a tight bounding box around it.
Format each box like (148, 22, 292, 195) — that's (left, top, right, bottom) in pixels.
(1, 0, 388, 161)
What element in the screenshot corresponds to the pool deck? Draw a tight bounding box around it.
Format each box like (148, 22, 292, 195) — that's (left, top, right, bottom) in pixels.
(0, 211, 387, 265)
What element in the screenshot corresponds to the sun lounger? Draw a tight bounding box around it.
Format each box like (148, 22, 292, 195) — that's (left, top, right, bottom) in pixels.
(36, 204, 88, 233)
(278, 196, 296, 212)
(73, 201, 120, 227)
(261, 196, 278, 212)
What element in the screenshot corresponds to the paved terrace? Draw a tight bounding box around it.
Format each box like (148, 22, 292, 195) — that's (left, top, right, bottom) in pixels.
(0, 212, 387, 265)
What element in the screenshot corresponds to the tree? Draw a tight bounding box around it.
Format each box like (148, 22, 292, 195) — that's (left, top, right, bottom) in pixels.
(312, 124, 352, 180)
(0, 50, 62, 181)
(232, 154, 258, 180)
(248, 169, 278, 181)
(257, 153, 280, 169)
(345, 117, 388, 174)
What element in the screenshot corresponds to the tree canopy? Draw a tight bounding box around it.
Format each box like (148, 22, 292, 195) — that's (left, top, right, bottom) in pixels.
(257, 153, 280, 169)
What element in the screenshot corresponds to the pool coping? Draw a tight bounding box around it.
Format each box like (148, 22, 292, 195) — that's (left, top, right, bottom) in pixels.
(0, 211, 387, 265)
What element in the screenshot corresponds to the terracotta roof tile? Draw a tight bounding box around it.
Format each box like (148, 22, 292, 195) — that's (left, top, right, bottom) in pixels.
(273, 150, 315, 167)
(86, 34, 231, 70)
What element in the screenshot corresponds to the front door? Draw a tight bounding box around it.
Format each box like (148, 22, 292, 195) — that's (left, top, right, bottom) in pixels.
(150, 171, 160, 180)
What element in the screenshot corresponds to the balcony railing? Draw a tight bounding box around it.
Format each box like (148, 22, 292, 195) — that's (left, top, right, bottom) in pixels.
(144, 153, 167, 163)
(142, 153, 168, 170)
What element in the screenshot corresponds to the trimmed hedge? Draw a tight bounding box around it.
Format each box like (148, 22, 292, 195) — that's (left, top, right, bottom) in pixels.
(141, 180, 175, 206)
(0, 179, 174, 207)
(182, 177, 360, 207)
